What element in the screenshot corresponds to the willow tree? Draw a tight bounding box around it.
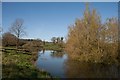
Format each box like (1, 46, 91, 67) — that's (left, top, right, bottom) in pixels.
(100, 18, 118, 63)
(65, 4, 118, 64)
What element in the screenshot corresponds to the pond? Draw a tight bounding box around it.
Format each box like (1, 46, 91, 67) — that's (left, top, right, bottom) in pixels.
(36, 50, 120, 78)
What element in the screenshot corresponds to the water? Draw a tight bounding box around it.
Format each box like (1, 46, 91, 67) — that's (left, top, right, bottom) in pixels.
(36, 50, 67, 77)
(36, 50, 120, 78)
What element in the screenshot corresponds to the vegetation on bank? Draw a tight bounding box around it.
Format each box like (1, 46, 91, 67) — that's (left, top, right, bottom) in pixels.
(2, 32, 64, 51)
(65, 4, 119, 65)
(2, 47, 52, 79)
(43, 42, 64, 51)
(2, 31, 64, 78)
(2, 3, 119, 79)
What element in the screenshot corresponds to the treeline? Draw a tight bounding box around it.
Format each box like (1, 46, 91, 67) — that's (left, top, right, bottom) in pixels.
(65, 4, 119, 65)
(2, 32, 42, 47)
(41, 37, 65, 51)
(2, 32, 43, 53)
(2, 31, 65, 52)
(51, 37, 64, 44)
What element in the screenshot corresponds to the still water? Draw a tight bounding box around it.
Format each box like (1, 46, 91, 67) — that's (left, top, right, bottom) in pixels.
(36, 50, 120, 78)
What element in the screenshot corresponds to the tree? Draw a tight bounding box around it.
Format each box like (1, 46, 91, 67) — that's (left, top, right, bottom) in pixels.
(51, 37, 56, 44)
(2, 32, 17, 47)
(56, 37, 61, 43)
(0, 26, 2, 46)
(61, 37, 64, 43)
(9, 18, 26, 49)
(65, 3, 118, 64)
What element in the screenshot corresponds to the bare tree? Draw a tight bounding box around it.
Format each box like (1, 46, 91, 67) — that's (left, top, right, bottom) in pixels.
(0, 25, 2, 37)
(9, 18, 26, 49)
(0, 26, 2, 47)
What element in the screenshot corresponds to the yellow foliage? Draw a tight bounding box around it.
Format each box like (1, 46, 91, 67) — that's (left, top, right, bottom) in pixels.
(65, 4, 118, 64)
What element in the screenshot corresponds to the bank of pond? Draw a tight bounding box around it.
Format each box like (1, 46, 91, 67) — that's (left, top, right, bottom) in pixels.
(2, 47, 120, 78)
(2, 47, 52, 79)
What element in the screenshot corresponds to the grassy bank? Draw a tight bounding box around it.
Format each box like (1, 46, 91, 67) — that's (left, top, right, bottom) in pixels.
(43, 42, 64, 51)
(2, 47, 52, 79)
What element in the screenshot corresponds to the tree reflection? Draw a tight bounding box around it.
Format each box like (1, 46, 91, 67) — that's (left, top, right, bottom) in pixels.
(64, 57, 119, 78)
(42, 49, 45, 53)
(50, 51, 65, 58)
(39, 49, 45, 57)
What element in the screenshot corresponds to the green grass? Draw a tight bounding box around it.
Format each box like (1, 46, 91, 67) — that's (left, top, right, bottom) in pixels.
(43, 42, 64, 51)
(2, 47, 52, 79)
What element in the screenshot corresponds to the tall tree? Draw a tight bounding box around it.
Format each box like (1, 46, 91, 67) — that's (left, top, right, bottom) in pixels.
(9, 18, 26, 49)
(51, 37, 57, 44)
(61, 37, 64, 43)
(56, 37, 61, 43)
(65, 3, 118, 64)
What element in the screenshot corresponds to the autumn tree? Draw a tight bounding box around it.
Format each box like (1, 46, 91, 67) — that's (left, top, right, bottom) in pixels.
(9, 18, 26, 49)
(100, 18, 118, 63)
(65, 3, 118, 64)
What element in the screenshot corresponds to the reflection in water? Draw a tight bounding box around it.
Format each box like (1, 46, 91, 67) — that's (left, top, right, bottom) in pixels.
(36, 50, 67, 77)
(43, 49, 45, 53)
(36, 50, 120, 78)
(38, 49, 45, 57)
(50, 51, 65, 58)
(64, 57, 119, 78)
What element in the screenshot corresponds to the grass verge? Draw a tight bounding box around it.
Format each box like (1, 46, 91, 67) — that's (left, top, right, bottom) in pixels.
(2, 47, 52, 79)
